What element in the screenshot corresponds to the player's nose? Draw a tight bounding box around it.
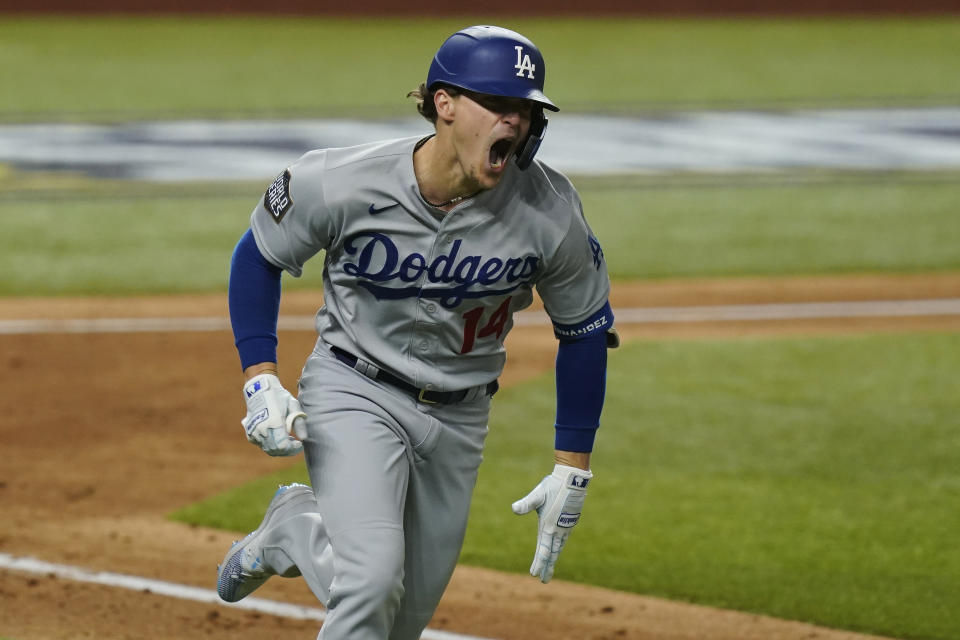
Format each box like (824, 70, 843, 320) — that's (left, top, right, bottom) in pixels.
(500, 110, 526, 129)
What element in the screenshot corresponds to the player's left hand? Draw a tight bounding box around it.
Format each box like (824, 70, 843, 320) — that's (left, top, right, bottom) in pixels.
(511, 464, 593, 583)
(241, 373, 308, 457)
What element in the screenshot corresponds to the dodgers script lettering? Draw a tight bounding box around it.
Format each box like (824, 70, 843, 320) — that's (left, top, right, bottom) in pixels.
(342, 233, 539, 309)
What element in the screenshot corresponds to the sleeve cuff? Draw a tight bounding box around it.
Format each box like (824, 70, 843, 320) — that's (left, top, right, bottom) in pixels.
(553, 301, 615, 342)
(554, 425, 598, 453)
(236, 336, 278, 371)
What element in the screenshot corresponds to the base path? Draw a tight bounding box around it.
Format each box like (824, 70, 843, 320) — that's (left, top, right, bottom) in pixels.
(2, 273, 956, 640)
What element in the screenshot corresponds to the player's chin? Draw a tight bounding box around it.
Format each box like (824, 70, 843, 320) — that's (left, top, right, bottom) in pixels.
(479, 146, 513, 185)
(474, 168, 506, 192)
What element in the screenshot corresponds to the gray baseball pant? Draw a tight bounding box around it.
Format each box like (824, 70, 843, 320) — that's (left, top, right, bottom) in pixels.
(255, 344, 491, 640)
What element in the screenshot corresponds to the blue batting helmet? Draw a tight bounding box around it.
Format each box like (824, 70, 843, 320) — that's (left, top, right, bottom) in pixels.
(427, 25, 559, 113)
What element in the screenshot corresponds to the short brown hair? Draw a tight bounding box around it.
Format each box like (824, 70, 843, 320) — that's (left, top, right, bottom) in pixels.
(407, 83, 461, 124)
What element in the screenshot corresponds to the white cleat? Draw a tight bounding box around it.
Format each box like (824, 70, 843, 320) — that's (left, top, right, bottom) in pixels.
(216, 483, 315, 602)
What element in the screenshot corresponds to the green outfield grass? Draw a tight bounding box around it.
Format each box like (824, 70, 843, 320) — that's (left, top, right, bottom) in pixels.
(584, 175, 960, 279)
(172, 331, 960, 640)
(2, 174, 957, 295)
(0, 16, 957, 120)
(0, 189, 326, 296)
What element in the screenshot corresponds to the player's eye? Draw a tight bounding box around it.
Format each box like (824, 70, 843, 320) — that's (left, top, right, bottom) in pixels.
(465, 92, 531, 117)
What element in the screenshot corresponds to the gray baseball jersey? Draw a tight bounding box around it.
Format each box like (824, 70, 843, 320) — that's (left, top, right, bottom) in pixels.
(234, 134, 614, 640)
(251, 135, 611, 392)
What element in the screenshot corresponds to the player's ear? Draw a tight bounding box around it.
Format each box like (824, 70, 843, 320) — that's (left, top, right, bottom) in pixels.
(434, 89, 456, 124)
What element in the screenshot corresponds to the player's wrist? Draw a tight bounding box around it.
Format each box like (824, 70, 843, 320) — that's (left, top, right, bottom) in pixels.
(243, 362, 279, 380)
(554, 449, 590, 471)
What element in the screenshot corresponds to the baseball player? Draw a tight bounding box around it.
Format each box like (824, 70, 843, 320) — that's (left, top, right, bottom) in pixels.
(217, 25, 617, 640)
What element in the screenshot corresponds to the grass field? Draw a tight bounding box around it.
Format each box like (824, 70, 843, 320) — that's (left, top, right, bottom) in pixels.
(2, 174, 959, 295)
(0, 17, 957, 120)
(174, 332, 960, 640)
(5, 15, 960, 640)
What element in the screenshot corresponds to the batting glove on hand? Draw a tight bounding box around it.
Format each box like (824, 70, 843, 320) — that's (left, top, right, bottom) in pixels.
(241, 373, 308, 457)
(511, 464, 593, 583)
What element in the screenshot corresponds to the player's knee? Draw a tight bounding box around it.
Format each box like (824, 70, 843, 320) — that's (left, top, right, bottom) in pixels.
(364, 561, 405, 608)
(363, 540, 405, 600)
(327, 553, 404, 628)
(333, 527, 405, 606)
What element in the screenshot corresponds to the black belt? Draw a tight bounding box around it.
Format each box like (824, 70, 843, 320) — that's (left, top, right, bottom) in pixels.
(330, 345, 498, 405)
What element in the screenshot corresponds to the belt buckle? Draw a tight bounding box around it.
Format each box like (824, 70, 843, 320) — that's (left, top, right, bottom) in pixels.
(417, 388, 438, 404)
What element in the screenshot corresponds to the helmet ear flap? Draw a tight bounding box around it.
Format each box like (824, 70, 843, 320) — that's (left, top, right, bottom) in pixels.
(516, 109, 548, 170)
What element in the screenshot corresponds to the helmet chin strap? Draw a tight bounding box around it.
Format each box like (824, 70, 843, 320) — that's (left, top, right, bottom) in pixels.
(515, 111, 548, 171)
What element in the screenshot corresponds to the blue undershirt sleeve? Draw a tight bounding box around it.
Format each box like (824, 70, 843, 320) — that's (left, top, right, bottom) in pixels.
(553, 302, 612, 453)
(228, 229, 282, 370)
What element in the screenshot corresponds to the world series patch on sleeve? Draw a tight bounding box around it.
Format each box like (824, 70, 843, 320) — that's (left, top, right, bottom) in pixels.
(264, 170, 293, 223)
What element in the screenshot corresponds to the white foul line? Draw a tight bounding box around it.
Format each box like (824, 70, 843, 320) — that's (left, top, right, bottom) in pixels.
(591, 298, 960, 324)
(0, 552, 497, 640)
(0, 298, 958, 335)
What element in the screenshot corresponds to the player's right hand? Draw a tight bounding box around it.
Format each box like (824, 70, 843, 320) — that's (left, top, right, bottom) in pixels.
(240, 373, 308, 457)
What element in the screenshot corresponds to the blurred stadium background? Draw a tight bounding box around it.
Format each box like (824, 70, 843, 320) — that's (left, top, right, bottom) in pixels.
(0, 4, 959, 640)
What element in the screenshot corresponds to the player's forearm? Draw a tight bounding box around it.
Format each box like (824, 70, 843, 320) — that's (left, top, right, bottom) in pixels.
(229, 229, 283, 370)
(554, 450, 590, 470)
(553, 329, 608, 453)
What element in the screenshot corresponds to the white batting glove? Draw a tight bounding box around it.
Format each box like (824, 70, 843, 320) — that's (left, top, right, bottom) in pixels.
(511, 464, 593, 583)
(241, 373, 308, 457)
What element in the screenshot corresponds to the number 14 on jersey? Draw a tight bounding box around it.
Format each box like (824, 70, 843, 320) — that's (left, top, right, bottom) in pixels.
(460, 297, 512, 354)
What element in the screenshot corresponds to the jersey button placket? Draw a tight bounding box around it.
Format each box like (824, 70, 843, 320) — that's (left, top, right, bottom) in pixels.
(411, 239, 438, 380)
(412, 218, 462, 375)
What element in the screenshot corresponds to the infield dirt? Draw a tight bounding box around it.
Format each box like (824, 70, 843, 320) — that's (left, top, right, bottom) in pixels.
(2, 273, 958, 639)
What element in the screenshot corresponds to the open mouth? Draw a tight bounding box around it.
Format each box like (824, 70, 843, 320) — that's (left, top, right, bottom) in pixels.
(488, 137, 514, 170)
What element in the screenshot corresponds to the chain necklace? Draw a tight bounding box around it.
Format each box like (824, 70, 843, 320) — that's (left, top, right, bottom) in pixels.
(422, 190, 481, 209)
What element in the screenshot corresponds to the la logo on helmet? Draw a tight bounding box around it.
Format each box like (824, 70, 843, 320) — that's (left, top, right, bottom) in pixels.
(514, 46, 536, 79)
